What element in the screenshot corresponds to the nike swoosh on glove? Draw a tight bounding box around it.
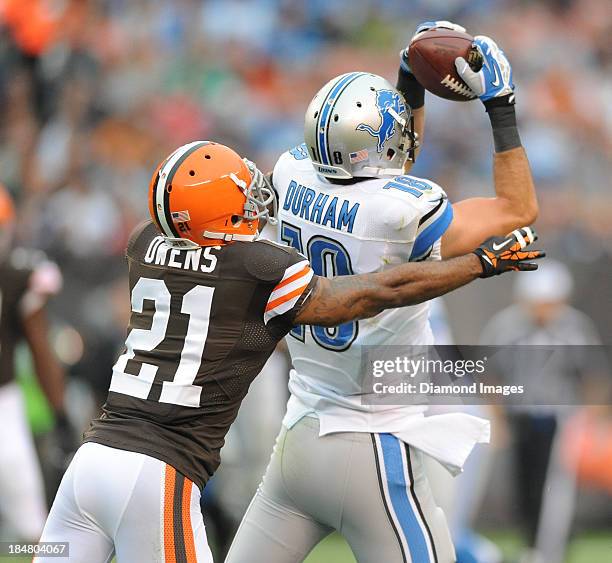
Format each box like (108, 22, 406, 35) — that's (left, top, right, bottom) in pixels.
(474, 227, 545, 278)
(455, 35, 514, 102)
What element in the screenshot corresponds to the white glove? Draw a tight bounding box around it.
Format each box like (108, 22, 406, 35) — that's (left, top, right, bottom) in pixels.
(413, 20, 466, 40)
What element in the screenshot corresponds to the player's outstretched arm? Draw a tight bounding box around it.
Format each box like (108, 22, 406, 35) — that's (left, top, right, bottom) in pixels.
(441, 36, 538, 258)
(23, 306, 66, 414)
(295, 227, 544, 327)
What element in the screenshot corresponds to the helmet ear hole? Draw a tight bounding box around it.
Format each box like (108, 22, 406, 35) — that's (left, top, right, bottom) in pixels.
(386, 148, 396, 160)
(231, 215, 242, 226)
(189, 170, 195, 176)
(333, 114, 339, 122)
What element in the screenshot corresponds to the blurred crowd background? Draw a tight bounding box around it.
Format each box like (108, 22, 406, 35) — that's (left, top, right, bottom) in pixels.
(0, 0, 610, 561)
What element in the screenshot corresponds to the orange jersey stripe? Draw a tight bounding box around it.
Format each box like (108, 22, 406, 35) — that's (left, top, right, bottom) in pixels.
(182, 479, 197, 563)
(164, 466, 177, 563)
(265, 285, 308, 312)
(273, 265, 311, 292)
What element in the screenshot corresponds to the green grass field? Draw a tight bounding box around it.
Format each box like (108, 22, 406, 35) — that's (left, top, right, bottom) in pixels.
(302, 530, 612, 563)
(3, 531, 611, 562)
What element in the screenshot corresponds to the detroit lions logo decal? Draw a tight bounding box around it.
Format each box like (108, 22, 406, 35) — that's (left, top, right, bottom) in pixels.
(356, 90, 406, 153)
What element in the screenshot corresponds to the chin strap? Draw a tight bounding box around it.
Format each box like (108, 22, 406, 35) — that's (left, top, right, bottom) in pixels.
(163, 231, 257, 249)
(203, 231, 256, 242)
(162, 237, 202, 249)
(358, 166, 406, 177)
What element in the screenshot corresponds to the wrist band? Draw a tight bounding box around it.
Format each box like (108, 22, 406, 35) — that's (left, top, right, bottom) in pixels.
(397, 60, 425, 110)
(397, 67, 425, 110)
(484, 95, 521, 152)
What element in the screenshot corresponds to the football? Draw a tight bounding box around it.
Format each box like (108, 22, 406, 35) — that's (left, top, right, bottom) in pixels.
(408, 29, 482, 102)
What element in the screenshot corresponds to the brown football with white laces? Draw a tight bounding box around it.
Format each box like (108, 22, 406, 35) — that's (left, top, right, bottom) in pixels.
(408, 29, 482, 102)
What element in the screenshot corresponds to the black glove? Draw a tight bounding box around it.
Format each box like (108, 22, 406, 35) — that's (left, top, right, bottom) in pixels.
(474, 227, 545, 278)
(47, 412, 79, 471)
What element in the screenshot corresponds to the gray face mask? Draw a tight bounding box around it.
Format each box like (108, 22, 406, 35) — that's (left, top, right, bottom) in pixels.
(240, 159, 278, 226)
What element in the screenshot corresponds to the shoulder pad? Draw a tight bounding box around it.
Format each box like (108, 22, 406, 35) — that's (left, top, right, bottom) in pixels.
(274, 147, 312, 182)
(7, 248, 61, 296)
(243, 240, 304, 282)
(127, 220, 158, 258)
(288, 143, 310, 162)
(9, 247, 50, 272)
(382, 175, 446, 198)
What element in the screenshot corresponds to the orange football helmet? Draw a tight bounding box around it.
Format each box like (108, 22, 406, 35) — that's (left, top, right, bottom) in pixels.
(0, 183, 15, 227)
(148, 141, 275, 248)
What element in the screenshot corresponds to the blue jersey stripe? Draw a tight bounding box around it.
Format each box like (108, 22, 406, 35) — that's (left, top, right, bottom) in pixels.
(410, 202, 454, 260)
(379, 434, 432, 562)
(317, 72, 362, 165)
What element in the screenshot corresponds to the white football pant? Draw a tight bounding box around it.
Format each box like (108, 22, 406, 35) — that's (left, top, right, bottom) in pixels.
(36, 442, 213, 563)
(0, 382, 47, 540)
(227, 416, 455, 563)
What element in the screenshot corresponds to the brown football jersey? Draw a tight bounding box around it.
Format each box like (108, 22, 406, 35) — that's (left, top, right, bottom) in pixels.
(0, 255, 32, 386)
(0, 249, 60, 387)
(84, 221, 314, 490)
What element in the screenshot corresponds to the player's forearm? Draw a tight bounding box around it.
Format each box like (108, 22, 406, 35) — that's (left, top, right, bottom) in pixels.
(23, 309, 65, 413)
(35, 360, 65, 414)
(397, 62, 425, 173)
(414, 105, 424, 139)
(412, 106, 425, 161)
(368, 254, 481, 312)
(492, 146, 538, 224)
(296, 255, 481, 326)
(487, 97, 538, 225)
(441, 123, 538, 259)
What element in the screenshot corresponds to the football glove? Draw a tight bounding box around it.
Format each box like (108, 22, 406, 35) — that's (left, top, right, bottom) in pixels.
(474, 227, 545, 278)
(455, 35, 514, 102)
(46, 412, 79, 472)
(400, 20, 467, 73)
(415, 20, 466, 36)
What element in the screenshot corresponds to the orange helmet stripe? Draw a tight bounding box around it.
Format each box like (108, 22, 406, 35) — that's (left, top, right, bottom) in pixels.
(152, 141, 210, 239)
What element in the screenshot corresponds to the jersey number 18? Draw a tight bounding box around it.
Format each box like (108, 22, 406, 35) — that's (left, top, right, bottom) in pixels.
(281, 222, 357, 351)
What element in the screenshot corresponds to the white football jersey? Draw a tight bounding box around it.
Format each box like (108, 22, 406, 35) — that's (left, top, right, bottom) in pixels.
(272, 145, 456, 435)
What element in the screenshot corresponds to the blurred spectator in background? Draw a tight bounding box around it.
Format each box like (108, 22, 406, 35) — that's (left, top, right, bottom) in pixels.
(0, 184, 72, 541)
(479, 260, 607, 563)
